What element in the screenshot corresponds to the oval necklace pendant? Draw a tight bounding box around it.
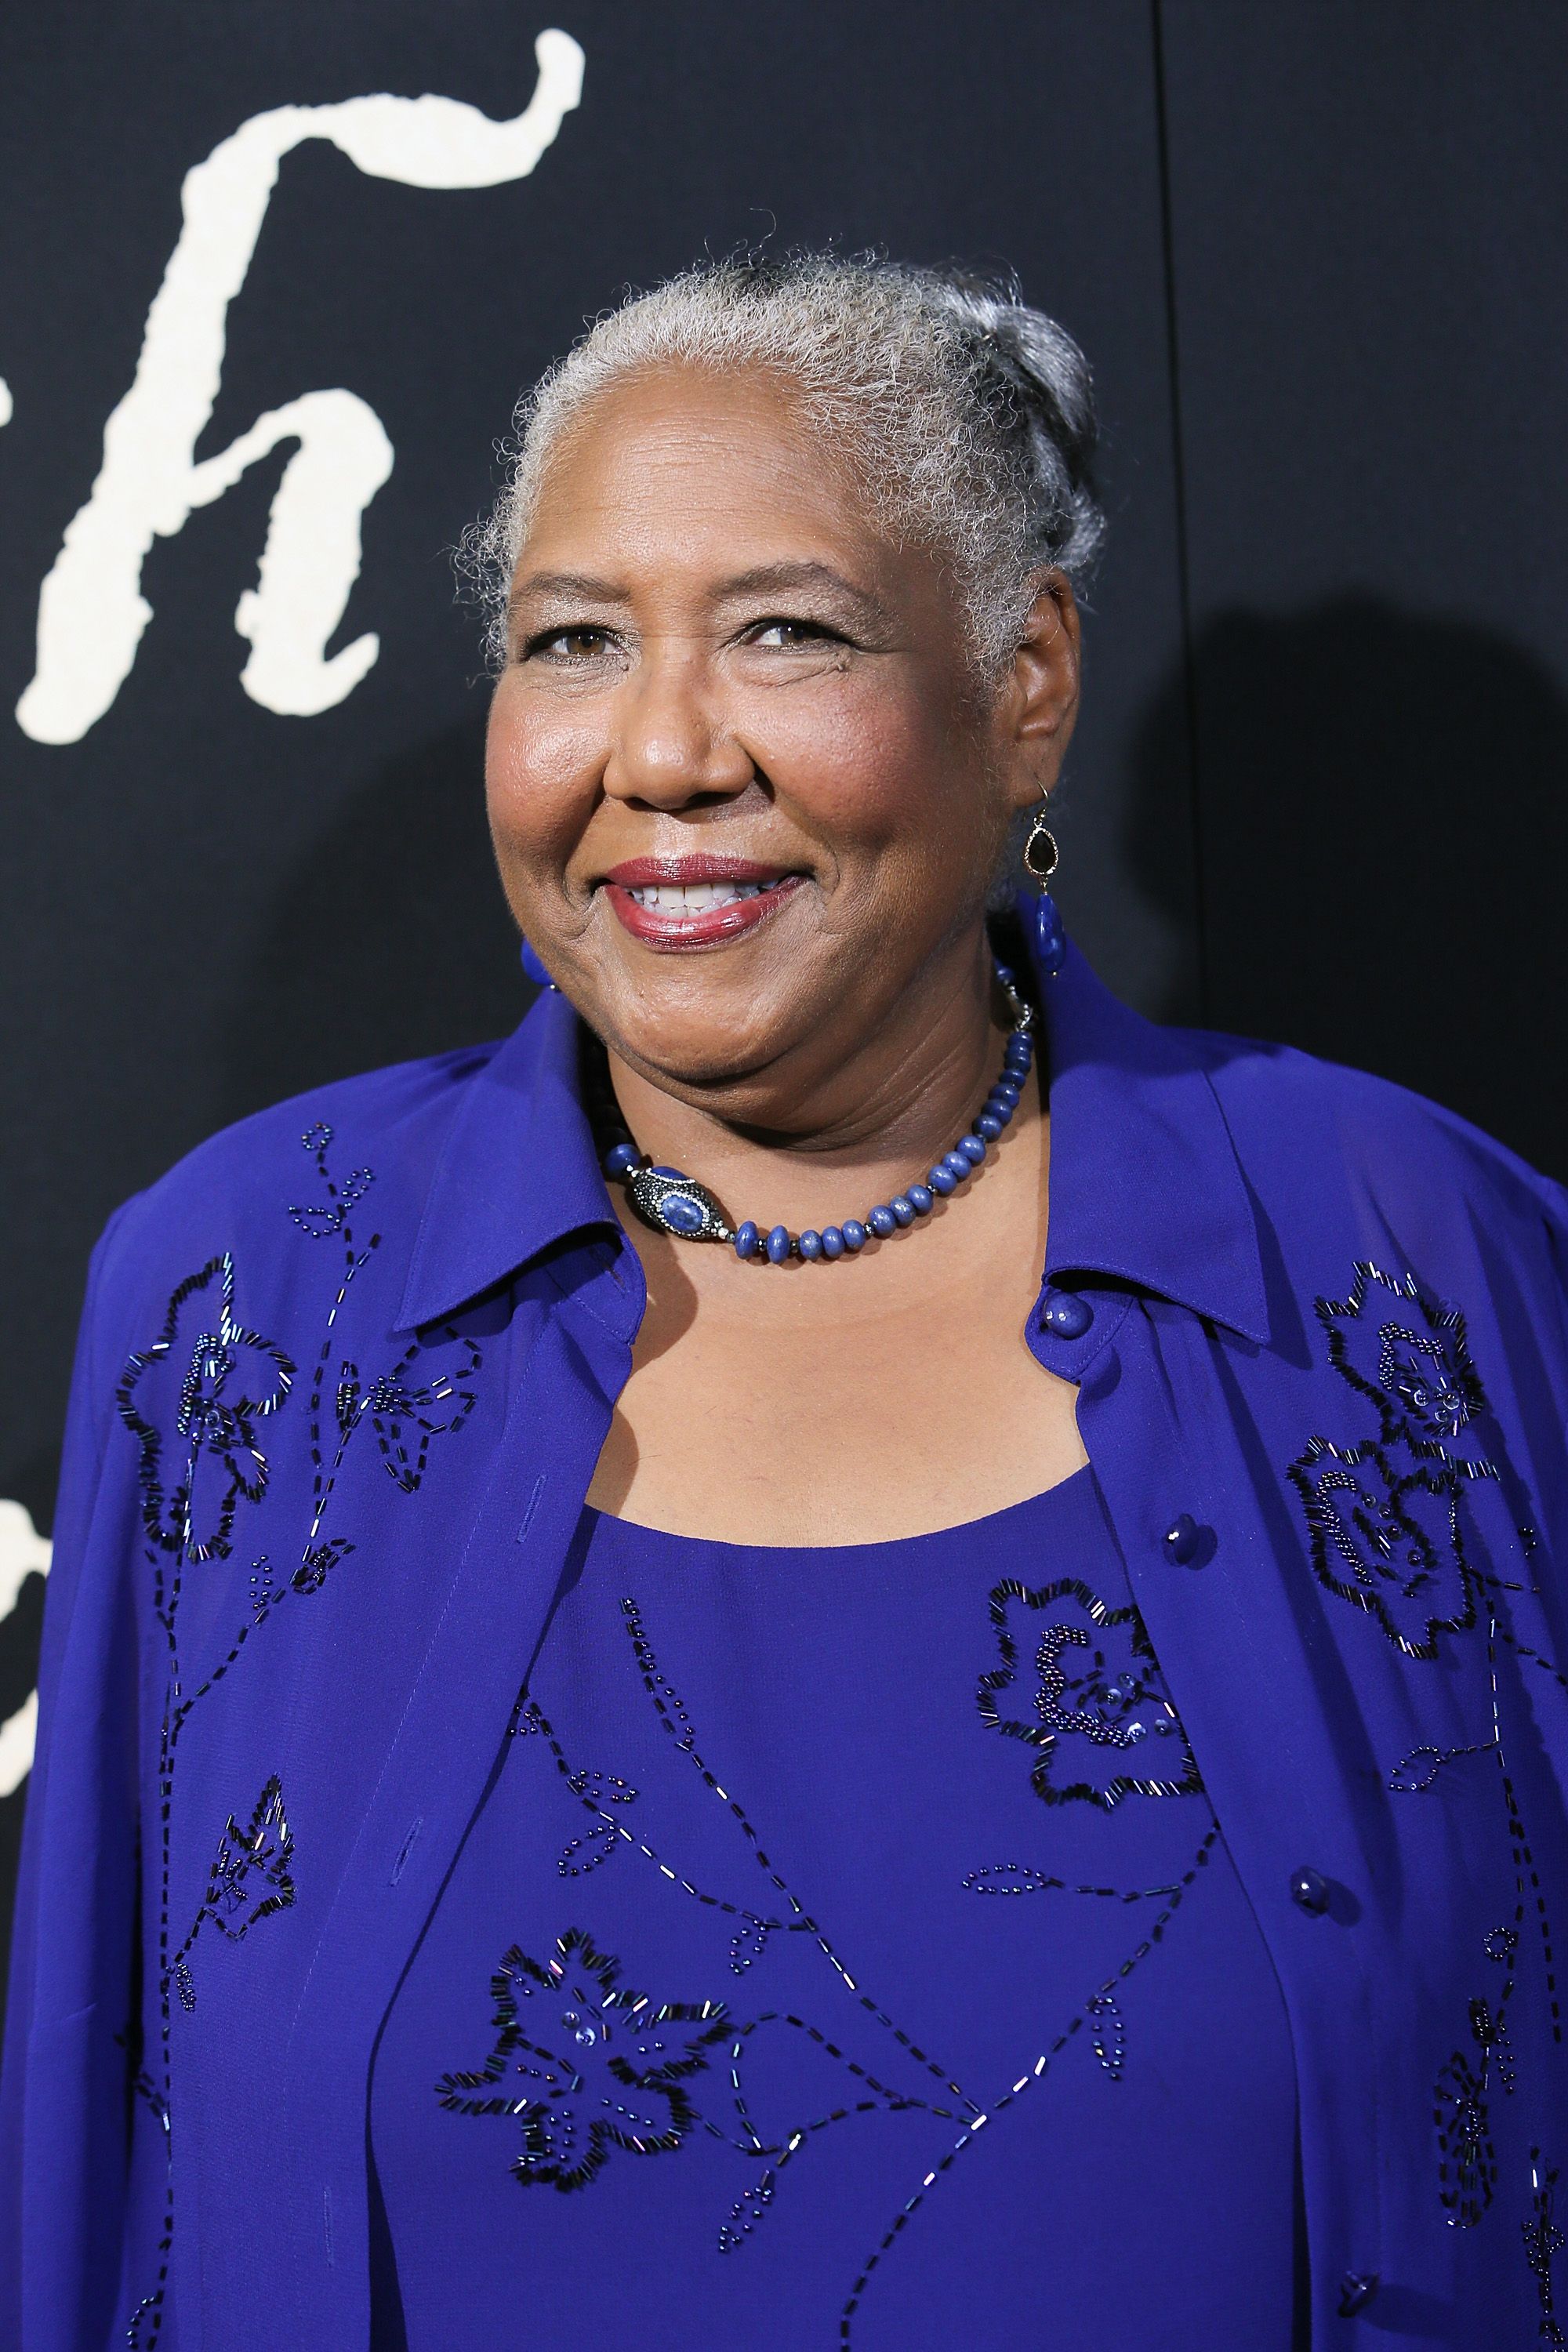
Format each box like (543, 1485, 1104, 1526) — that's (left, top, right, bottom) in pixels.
(624, 1164, 735, 1244)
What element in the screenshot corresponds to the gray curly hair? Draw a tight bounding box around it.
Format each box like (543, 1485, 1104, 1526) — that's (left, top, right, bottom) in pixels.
(466, 252, 1104, 681)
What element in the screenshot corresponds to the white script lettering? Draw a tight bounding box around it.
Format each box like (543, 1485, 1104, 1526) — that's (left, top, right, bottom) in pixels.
(0, 1499, 51, 1800)
(16, 28, 584, 745)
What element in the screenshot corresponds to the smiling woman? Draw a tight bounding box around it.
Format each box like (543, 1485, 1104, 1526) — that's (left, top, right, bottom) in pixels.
(6, 254, 1568, 2352)
(479, 305, 1091, 1544)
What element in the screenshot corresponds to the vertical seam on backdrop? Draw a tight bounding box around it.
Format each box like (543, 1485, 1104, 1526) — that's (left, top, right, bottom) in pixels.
(1150, 0, 1210, 1024)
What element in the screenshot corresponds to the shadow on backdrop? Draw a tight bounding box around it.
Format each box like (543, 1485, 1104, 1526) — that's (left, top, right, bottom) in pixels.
(1126, 597, 1568, 1181)
(217, 714, 534, 1128)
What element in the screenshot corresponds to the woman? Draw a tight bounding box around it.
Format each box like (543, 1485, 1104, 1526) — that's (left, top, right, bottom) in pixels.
(4, 255, 1567, 2351)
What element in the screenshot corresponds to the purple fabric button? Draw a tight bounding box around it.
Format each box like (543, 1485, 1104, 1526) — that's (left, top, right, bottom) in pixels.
(1040, 1290, 1093, 1339)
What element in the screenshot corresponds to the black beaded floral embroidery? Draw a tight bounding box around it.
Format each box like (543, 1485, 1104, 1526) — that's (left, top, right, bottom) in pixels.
(472, 1581, 1221, 2344)
(117, 1254, 296, 1564)
(169, 1777, 294, 2011)
(977, 1576, 1202, 1807)
(436, 1928, 730, 2190)
(121, 1122, 485, 2350)
(1288, 1262, 1499, 1660)
(1524, 2149, 1566, 2347)
(1323, 1265, 1489, 1449)
(1436, 1993, 1513, 2227)
(288, 1123, 374, 1236)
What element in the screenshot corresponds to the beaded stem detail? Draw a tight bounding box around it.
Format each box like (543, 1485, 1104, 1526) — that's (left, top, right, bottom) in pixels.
(601, 965, 1036, 1262)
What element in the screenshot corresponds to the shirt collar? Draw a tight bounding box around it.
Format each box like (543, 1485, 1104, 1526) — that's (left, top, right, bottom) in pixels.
(397, 924, 1270, 1346)
(395, 985, 617, 1332)
(1039, 930, 1270, 1344)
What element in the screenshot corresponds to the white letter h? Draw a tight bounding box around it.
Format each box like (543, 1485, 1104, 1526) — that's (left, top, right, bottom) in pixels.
(16, 30, 583, 745)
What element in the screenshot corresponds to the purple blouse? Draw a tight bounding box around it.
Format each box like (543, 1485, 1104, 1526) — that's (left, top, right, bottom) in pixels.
(5, 907, 1568, 2350)
(368, 1475, 1300, 2347)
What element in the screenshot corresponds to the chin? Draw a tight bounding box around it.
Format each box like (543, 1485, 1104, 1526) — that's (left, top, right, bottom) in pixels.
(585, 946, 805, 1087)
(609, 1014, 787, 1096)
(593, 970, 807, 1091)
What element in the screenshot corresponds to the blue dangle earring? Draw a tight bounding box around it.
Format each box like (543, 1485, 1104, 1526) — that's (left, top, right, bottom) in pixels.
(519, 938, 557, 989)
(1018, 807, 1066, 978)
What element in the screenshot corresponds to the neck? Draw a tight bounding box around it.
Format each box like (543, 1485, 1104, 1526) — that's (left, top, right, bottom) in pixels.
(600, 931, 1032, 1235)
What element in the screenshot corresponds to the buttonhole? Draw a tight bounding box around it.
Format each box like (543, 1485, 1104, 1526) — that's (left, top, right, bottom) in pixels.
(517, 1474, 547, 1545)
(390, 1817, 423, 1886)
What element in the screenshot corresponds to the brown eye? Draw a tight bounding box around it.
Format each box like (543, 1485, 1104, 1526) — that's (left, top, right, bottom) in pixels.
(750, 619, 833, 649)
(524, 626, 612, 661)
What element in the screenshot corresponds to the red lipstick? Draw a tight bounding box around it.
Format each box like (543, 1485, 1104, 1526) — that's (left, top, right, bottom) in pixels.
(600, 855, 804, 950)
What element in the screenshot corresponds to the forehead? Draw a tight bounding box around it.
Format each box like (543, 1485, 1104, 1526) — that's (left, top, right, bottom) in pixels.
(519, 364, 885, 572)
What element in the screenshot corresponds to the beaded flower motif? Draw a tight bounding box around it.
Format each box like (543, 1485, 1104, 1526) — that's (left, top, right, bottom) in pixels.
(169, 1777, 295, 2013)
(977, 1575, 1202, 1809)
(117, 1253, 296, 1563)
(436, 1928, 730, 2191)
(1288, 1262, 1498, 1659)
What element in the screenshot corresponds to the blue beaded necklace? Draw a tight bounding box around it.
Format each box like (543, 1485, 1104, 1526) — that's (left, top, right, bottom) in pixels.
(597, 960, 1038, 1265)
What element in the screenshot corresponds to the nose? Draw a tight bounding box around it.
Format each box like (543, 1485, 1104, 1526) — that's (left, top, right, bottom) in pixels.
(602, 641, 755, 809)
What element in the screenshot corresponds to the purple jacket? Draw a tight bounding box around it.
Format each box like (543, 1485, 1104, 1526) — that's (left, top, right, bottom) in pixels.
(5, 923, 1568, 2350)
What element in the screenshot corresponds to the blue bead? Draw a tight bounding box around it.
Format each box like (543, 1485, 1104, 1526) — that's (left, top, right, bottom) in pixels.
(603, 1141, 640, 1178)
(841, 1219, 868, 1251)
(1033, 897, 1066, 974)
(993, 960, 1015, 987)
(976, 1112, 1004, 1141)
(659, 1192, 706, 1236)
(1004, 1048, 1033, 1076)
(765, 1225, 792, 1264)
(986, 1099, 1015, 1128)
(821, 1225, 845, 1258)
(1162, 1512, 1200, 1565)
(519, 938, 554, 988)
(942, 1152, 972, 1181)
(735, 1220, 760, 1260)
(798, 1229, 823, 1259)
(867, 1204, 898, 1238)
(907, 1184, 934, 1214)
(958, 1134, 987, 1165)
(993, 1077, 1022, 1103)
(890, 1196, 916, 1226)
(1040, 1289, 1094, 1339)
(928, 1164, 957, 1196)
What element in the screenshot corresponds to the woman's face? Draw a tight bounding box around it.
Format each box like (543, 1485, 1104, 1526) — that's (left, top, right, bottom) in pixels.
(486, 365, 1077, 1114)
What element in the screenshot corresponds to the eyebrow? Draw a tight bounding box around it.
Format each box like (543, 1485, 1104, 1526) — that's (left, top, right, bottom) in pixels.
(507, 559, 891, 630)
(713, 561, 890, 624)
(507, 569, 628, 615)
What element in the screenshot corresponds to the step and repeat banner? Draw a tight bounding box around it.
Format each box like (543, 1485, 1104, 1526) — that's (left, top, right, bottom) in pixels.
(4, 1, 1567, 2000)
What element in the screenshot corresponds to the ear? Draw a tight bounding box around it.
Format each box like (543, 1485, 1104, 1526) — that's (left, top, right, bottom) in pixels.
(995, 571, 1082, 812)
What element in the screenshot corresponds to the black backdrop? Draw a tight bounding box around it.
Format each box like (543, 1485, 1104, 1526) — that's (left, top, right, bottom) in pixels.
(3, 1, 1566, 2004)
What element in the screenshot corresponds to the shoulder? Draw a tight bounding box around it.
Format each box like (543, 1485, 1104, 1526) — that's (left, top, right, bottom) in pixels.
(89, 1042, 505, 1338)
(1176, 1025, 1568, 1301)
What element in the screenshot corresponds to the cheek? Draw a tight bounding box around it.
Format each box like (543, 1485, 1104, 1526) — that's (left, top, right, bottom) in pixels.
(485, 680, 604, 869)
(743, 677, 969, 858)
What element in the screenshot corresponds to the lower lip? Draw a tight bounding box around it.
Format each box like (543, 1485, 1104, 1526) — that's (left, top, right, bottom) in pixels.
(601, 877, 804, 950)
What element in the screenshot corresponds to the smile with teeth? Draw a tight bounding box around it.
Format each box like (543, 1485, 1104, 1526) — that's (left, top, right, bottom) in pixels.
(622, 879, 786, 913)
